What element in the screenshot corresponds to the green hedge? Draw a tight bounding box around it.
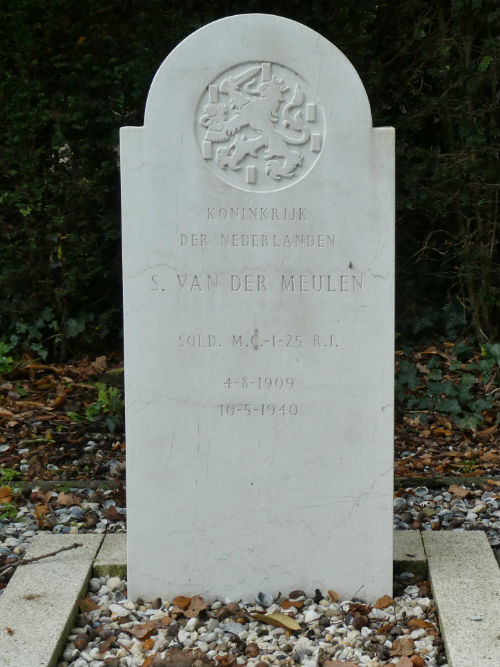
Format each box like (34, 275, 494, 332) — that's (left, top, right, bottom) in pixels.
(1, 1, 498, 359)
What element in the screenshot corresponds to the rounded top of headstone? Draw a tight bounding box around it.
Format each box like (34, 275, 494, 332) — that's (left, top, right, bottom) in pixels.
(142, 14, 374, 193)
(144, 13, 372, 124)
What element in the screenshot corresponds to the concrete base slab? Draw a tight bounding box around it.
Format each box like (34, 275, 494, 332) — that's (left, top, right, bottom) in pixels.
(96, 532, 429, 578)
(93, 532, 127, 578)
(423, 531, 500, 667)
(0, 533, 103, 667)
(393, 530, 427, 576)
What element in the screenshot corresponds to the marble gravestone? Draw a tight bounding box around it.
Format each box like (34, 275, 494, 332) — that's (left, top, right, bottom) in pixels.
(121, 14, 394, 602)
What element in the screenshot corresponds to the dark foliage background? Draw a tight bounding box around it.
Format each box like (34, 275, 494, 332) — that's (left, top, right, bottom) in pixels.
(1, 0, 498, 360)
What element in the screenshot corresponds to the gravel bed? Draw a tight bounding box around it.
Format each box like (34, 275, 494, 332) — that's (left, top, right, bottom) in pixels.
(55, 577, 445, 667)
(1, 480, 499, 666)
(0, 486, 125, 587)
(393, 484, 500, 554)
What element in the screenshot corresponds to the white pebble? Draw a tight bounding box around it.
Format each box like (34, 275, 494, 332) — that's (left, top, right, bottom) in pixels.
(411, 628, 427, 639)
(107, 576, 122, 591)
(122, 600, 136, 611)
(178, 629, 189, 644)
(131, 644, 147, 660)
(414, 638, 433, 652)
(185, 617, 197, 631)
(80, 650, 93, 661)
(63, 648, 78, 660)
(304, 609, 321, 623)
(109, 603, 129, 618)
(3, 537, 19, 547)
(117, 635, 133, 648)
(71, 660, 88, 667)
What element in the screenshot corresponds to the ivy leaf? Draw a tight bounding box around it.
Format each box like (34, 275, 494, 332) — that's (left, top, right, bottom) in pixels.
(437, 397, 461, 414)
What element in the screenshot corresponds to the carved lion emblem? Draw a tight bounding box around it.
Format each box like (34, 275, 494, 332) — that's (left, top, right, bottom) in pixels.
(197, 62, 324, 191)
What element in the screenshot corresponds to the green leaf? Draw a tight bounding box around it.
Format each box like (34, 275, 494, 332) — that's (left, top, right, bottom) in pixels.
(478, 55, 493, 72)
(437, 397, 461, 414)
(482, 343, 500, 367)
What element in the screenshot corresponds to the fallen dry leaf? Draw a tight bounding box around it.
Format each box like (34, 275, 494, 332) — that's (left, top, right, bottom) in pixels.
(171, 595, 192, 610)
(476, 424, 498, 440)
(281, 599, 304, 610)
(98, 635, 116, 653)
(130, 622, 158, 640)
(53, 393, 67, 408)
(408, 618, 435, 630)
(321, 661, 358, 667)
(216, 655, 236, 666)
(348, 602, 371, 615)
(327, 589, 339, 602)
(142, 647, 212, 666)
(184, 594, 207, 618)
(31, 489, 53, 504)
(448, 485, 470, 498)
(374, 594, 394, 609)
(481, 451, 499, 462)
(34, 503, 53, 529)
(390, 636, 414, 656)
(431, 426, 452, 437)
(143, 637, 155, 651)
(396, 658, 414, 667)
(0, 486, 12, 505)
(378, 622, 394, 634)
(57, 492, 79, 507)
(252, 612, 301, 631)
(78, 596, 99, 613)
(103, 506, 123, 522)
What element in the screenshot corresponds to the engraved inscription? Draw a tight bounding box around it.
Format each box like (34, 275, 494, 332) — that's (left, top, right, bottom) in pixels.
(224, 376, 295, 389)
(152, 273, 362, 293)
(197, 63, 325, 191)
(220, 403, 299, 416)
(174, 333, 337, 349)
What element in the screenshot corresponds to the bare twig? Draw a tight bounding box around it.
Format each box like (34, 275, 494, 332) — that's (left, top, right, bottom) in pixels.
(0, 542, 82, 577)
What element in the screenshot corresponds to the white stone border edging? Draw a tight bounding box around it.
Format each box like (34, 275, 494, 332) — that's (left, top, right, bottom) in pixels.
(0, 533, 103, 667)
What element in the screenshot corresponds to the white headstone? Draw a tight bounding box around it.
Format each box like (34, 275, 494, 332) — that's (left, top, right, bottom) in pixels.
(121, 14, 394, 602)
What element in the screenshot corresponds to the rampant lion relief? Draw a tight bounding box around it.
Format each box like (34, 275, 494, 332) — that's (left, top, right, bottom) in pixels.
(197, 62, 324, 191)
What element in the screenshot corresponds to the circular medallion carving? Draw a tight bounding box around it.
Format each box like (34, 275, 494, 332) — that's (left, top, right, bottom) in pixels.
(196, 62, 325, 192)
